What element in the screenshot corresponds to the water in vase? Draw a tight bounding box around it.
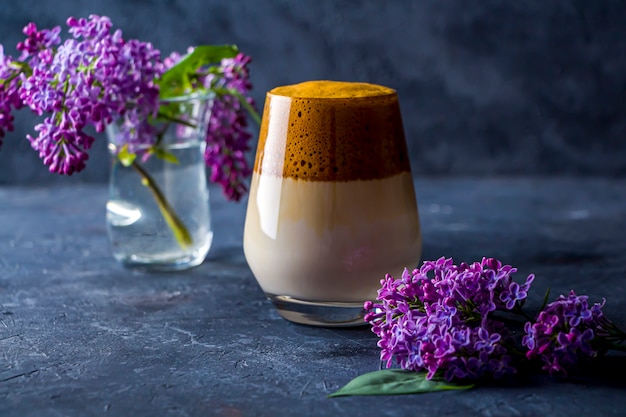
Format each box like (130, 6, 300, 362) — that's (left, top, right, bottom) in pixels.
(107, 139, 213, 271)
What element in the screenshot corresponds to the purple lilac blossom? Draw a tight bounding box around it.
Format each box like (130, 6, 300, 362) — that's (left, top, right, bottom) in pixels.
(14, 15, 163, 174)
(364, 257, 535, 381)
(17, 22, 61, 64)
(162, 50, 256, 200)
(522, 290, 616, 376)
(204, 53, 255, 201)
(1, 15, 256, 201)
(0, 45, 26, 144)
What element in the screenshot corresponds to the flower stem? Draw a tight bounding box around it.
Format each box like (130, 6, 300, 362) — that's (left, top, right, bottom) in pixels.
(130, 160, 193, 249)
(226, 87, 261, 125)
(513, 305, 535, 321)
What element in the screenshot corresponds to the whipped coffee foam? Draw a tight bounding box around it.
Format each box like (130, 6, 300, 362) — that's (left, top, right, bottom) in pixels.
(255, 81, 410, 181)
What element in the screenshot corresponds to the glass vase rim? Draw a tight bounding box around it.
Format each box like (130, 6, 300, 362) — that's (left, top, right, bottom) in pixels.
(159, 91, 215, 104)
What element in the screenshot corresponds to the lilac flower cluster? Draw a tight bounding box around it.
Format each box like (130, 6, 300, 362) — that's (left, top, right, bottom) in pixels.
(366, 256, 626, 383)
(0, 46, 22, 143)
(203, 53, 255, 201)
(522, 290, 618, 376)
(365, 257, 535, 381)
(0, 15, 257, 201)
(0, 16, 163, 175)
(161, 50, 255, 201)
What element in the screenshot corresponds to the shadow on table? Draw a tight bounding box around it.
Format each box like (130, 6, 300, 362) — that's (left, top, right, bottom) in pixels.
(205, 245, 246, 264)
(564, 355, 626, 387)
(480, 355, 626, 389)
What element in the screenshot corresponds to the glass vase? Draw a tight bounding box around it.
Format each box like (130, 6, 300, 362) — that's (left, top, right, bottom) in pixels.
(106, 94, 213, 271)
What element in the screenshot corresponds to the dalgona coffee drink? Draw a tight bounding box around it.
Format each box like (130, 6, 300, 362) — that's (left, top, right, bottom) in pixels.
(243, 81, 422, 326)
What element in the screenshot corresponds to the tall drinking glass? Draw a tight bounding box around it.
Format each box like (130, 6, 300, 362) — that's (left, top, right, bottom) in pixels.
(244, 80, 421, 326)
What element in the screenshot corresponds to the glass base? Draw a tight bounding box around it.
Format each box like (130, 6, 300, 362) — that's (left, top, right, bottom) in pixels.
(114, 252, 206, 272)
(266, 294, 369, 327)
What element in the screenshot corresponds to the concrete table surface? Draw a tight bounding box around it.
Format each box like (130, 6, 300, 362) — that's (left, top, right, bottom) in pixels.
(0, 178, 625, 416)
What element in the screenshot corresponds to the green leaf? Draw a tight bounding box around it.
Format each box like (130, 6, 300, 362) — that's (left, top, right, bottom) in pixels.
(540, 287, 552, 311)
(117, 144, 136, 167)
(329, 369, 474, 397)
(157, 45, 239, 98)
(153, 147, 180, 165)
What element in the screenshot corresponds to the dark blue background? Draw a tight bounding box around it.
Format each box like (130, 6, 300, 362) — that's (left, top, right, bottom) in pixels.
(1, 0, 625, 184)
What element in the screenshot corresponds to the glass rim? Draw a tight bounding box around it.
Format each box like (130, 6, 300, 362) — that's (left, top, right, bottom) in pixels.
(159, 90, 215, 104)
